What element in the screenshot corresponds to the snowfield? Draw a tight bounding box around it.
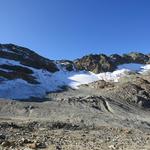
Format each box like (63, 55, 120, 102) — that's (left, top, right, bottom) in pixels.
(140, 64, 150, 73)
(117, 63, 144, 71)
(0, 58, 150, 99)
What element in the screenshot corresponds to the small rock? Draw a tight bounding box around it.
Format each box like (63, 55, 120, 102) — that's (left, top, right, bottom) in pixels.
(37, 142, 46, 148)
(28, 143, 37, 149)
(22, 138, 32, 144)
(109, 144, 116, 150)
(0, 134, 5, 140)
(1, 141, 11, 147)
(56, 144, 62, 150)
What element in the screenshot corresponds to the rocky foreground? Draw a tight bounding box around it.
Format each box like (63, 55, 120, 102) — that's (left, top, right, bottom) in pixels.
(0, 120, 150, 150)
(0, 73, 150, 149)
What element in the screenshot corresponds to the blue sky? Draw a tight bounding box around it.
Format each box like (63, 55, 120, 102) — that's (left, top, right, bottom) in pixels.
(0, 0, 150, 60)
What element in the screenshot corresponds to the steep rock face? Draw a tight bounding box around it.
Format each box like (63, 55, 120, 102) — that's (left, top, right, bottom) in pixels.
(110, 54, 125, 65)
(56, 60, 75, 71)
(0, 44, 59, 84)
(0, 44, 59, 73)
(74, 54, 116, 73)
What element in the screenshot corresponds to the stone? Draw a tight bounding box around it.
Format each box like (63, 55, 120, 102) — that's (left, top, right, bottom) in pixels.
(28, 143, 37, 149)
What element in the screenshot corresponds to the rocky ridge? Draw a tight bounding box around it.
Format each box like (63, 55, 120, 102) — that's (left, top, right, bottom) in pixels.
(0, 44, 150, 78)
(74, 52, 150, 73)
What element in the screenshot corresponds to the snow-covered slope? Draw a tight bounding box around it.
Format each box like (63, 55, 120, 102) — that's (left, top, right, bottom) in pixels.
(0, 55, 150, 99)
(117, 63, 144, 71)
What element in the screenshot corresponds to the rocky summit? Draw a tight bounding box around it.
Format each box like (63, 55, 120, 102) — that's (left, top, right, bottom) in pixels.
(1, 44, 150, 150)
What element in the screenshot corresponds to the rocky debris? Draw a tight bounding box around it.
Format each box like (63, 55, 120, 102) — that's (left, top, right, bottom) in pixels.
(60, 95, 113, 113)
(0, 134, 5, 139)
(1, 140, 15, 148)
(0, 76, 150, 150)
(0, 121, 150, 150)
(81, 80, 114, 89)
(103, 75, 150, 108)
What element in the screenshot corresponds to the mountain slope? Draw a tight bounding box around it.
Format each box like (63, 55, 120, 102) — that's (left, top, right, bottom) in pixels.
(0, 43, 150, 99)
(1, 44, 150, 150)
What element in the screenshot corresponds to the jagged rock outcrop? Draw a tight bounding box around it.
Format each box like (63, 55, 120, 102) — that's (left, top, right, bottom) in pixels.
(74, 54, 116, 73)
(74, 52, 150, 73)
(122, 52, 149, 64)
(110, 54, 125, 65)
(56, 60, 75, 71)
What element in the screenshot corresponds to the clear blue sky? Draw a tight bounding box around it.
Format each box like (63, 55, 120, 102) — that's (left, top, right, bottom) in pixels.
(0, 0, 150, 60)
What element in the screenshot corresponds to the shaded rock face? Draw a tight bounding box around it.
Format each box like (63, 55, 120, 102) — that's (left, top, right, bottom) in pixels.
(56, 60, 75, 71)
(110, 54, 125, 65)
(122, 52, 149, 64)
(0, 44, 59, 84)
(0, 44, 59, 73)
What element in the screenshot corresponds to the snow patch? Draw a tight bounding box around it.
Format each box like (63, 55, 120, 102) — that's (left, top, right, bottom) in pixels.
(0, 79, 46, 99)
(140, 64, 150, 73)
(96, 69, 130, 82)
(0, 48, 9, 52)
(117, 63, 144, 72)
(0, 48, 16, 54)
(0, 58, 21, 66)
(68, 72, 98, 88)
